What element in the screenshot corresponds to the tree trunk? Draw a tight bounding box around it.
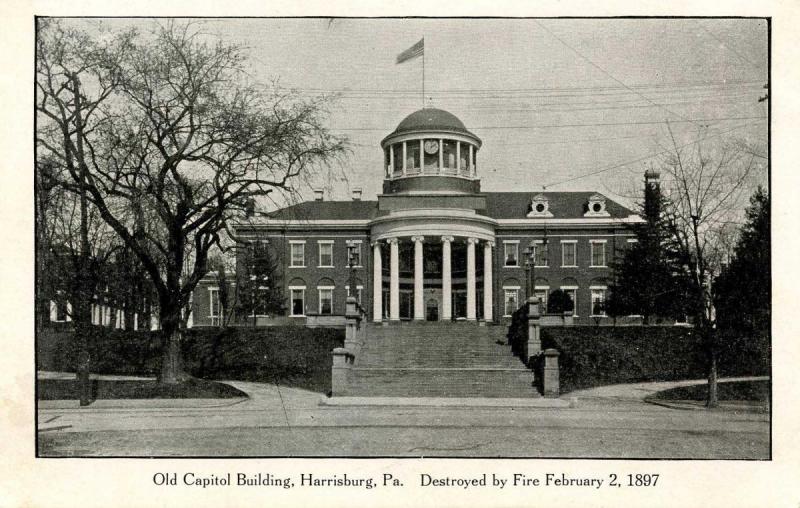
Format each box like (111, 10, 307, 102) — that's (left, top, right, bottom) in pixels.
(158, 306, 190, 384)
(706, 347, 719, 408)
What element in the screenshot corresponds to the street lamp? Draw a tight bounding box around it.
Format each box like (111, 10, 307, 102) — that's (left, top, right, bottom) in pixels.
(522, 245, 533, 300)
(346, 240, 359, 305)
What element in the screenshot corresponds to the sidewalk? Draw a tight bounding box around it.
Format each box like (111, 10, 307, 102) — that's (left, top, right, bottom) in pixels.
(565, 375, 770, 412)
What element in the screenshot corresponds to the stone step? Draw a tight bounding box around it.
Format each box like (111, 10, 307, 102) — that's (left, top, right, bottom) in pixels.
(346, 368, 539, 398)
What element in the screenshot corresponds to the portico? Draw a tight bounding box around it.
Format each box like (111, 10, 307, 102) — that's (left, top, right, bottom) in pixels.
(371, 233, 494, 323)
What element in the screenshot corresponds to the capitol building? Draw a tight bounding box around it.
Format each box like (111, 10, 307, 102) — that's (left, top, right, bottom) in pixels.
(193, 107, 645, 327)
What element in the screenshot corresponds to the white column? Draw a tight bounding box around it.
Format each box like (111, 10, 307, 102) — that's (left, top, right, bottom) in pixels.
(388, 145, 394, 176)
(483, 241, 494, 322)
(466, 237, 477, 320)
(441, 236, 453, 321)
(373, 242, 383, 322)
(420, 139, 424, 171)
(413, 236, 424, 320)
(402, 142, 407, 175)
(456, 142, 461, 172)
(438, 139, 443, 172)
(389, 238, 400, 321)
(469, 144, 474, 175)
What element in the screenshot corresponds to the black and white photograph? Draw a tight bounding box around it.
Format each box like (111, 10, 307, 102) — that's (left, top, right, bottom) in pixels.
(31, 16, 772, 461)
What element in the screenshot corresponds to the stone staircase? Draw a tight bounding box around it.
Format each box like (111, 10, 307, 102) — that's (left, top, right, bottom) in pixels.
(346, 322, 538, 398)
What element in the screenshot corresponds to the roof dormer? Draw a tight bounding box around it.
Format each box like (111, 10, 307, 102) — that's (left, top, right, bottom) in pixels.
(584, 193, 610, 217)
(527, 193, 553, 218)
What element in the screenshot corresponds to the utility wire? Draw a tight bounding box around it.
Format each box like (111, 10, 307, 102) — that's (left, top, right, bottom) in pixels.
(331, 115, 765, 131)
(694, 20, 764, 74)
(533, 19, 702, 128)
(542, 120, 765, 188)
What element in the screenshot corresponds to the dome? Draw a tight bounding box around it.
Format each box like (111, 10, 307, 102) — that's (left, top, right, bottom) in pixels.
(393, 108, 472, 136)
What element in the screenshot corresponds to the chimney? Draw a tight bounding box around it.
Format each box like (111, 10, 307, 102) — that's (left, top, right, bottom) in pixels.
(643, 169, 662, 226)
(244, 198, 255, 218)
(351, 187, 362, 201)
(313, 188, 324, 202)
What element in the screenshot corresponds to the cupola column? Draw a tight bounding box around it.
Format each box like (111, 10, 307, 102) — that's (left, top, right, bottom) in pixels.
(412, 236, 425, 320)
(483, 241, 494, 322)
(466, 237, 478, 320)
(419, 139, 424, 171)
(402, 142, 407, 175)
(388, 145, 394, 177)
(441, 236, 453, 321)
(456, 142, 461, 172)
(372, 241, 383, 322)
(438, 139, 443, 172)
(469, 145, 474, 176)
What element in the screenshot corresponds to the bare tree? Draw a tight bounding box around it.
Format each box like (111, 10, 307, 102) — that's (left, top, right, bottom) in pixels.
(659, 124, 765, 407)
(36, 20, 346, 384)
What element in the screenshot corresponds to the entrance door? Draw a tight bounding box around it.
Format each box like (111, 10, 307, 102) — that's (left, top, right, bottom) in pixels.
(426, 298, 439, 321)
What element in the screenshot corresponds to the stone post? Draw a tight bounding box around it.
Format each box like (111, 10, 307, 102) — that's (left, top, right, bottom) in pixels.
(344, 296, 362, 354)
(542, 348, 560, 398)
(331, 348, 354, 397)
(526, 296, 542, 363)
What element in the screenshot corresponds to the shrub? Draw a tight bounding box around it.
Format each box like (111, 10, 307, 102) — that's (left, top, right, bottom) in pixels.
(37, 326, 344, 393)
(540, 326, 769, 394)
(547, 289, 575, 314)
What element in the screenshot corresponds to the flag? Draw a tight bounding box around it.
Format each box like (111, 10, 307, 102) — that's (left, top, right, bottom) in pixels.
(396, 38, 424, 64)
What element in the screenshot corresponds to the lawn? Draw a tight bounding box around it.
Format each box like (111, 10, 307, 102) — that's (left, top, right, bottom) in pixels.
(38, 378, 247, 400)
(647, 380, 770, 402)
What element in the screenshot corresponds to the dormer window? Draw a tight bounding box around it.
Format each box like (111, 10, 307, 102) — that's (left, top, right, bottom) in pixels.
(585, 194, 610, 217)
(527, 194, 553, 218)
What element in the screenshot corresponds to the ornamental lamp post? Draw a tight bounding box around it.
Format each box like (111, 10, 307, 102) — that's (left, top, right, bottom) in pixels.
(346, 240, 358, 305)
(522, 245, 533, 301)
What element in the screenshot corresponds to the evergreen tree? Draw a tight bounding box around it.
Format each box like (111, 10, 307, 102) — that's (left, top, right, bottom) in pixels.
(714, 187, 770, 336)
(607, 171, 692, 323)
(236, 241, 286, 325)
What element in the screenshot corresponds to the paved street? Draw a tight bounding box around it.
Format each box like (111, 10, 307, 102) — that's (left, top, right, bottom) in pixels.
(37, 377, 770, 458)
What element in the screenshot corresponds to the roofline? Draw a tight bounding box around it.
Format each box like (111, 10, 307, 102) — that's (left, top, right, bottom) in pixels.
(381, 129, 482, 149)
(233, 215, 644, 232)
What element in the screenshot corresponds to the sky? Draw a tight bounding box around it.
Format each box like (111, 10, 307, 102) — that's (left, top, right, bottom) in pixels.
(74, 17, 769, 208)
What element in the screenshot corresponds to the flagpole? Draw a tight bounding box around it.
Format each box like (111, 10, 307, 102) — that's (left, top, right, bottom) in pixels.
(422, 36, 425, 108)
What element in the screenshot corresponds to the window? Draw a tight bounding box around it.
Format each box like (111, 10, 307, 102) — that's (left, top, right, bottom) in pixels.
(459, 142, 470, 172)
(318, 287, 334, 315)
(407, 142, 421, 171)
(290, 242, 305, 267)
(561, 286, 578, 316)
(591, 287, 607, 316)
(504, 241, 519, 267)
(534, 287, 549, 313)
(532, 241, 548, 267)
(503, 287, 519, 316)
(290, 287, 306, 316)
(347, 241, 362, 267)
(208, 288, 220, 317)
(561, 240, 577, 267)
(590, 240, 606, 267)
(346, 285, 363, 304)
(208, 287, 220, 325)
(318, 241, 334, 267)
(392, 144, 403, 174)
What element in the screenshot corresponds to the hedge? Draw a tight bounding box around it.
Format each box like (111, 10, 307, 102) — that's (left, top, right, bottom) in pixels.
(37, 326, 345, 394)
(507, 305, 770, 394)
